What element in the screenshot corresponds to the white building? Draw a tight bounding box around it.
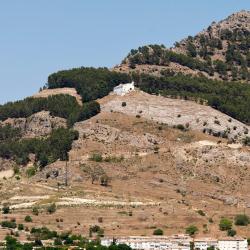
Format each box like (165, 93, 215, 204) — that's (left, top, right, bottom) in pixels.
(218, 237, 248, 250)
(194, 238, 218, 250)
(113, 81, 135, 96)
(101, 235, 192, 250)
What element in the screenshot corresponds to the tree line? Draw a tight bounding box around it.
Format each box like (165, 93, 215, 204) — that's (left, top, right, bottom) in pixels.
(47, 67, 131, 102)
(132, 72, 250, 124)
(0, 94, 100, 127)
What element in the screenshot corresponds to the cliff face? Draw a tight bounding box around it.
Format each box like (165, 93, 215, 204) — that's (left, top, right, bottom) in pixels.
(115, 11, 250, 82)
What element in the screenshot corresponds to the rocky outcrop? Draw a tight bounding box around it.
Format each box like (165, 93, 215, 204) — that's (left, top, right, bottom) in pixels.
(1, 111, 67, 138)
(73, 120, 162, 150)
(101, 91, 250, 142)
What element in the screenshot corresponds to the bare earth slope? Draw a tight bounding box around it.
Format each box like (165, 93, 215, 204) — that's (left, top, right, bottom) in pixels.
(0, 91, 249, 240)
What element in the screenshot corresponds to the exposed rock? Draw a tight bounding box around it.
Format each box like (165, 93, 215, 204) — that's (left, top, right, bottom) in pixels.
(1, 111, 67, 138)
(73, 120, 162, 150)
(0, 158, 15, 171)
(101, 91, 250, 142)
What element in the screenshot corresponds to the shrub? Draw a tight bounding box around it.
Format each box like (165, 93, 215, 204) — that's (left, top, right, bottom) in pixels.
(18, 224, 24, 231)
(214, 120, 221, 125)
(100, 175, 109, 186)
(153, 228, 163, 235)
(176, 124, 185, 131)
(234, 214, 249, 226)
(32, 207, 39, 216)
(24, 215, 32, 222)
(227, 229, 236, 237)
(26, 167, 36, 178)
(1, 220, 17, 228)
(186, 225, 198, 236)
(122, 102, 127, 107)
(89, 153, 103, 162)
(2, 205, 10, 214)
(219, 218, 232, 231)
(47, 203, 56, 214)
(197, 210, 206, 216)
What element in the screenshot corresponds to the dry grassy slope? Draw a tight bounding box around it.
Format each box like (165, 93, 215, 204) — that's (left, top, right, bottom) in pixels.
(0, 91, 249, 240)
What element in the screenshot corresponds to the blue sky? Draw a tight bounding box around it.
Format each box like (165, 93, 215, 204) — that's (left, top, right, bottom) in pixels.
(0, 0, 249, 104)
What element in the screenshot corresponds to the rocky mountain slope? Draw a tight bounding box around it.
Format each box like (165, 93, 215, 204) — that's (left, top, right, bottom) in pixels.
(0, 10, 249, 241)
(115, 11, 250, 82)
(0, 98, 249, 239)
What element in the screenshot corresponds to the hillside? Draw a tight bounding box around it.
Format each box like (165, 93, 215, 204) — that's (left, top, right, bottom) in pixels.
(0, 10, 250, 244)
(115, 11, 250, 82)
(0, 93, 249, 240)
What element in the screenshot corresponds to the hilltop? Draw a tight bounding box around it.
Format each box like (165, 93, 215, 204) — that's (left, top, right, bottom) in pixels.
(115, 11, 250, 82)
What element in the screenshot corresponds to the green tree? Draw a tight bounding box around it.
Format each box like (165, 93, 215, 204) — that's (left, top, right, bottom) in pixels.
(219, 218, 232, 231)
(153, 228, 164, 235)
(186, 225, 198, 236)
(187, 42, 197, 57)
(24, 215, 32, 222)
(234, 214, 249, 226)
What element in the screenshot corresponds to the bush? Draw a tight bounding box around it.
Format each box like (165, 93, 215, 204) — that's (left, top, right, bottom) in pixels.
(176, 124, 185, 131)
(26, 167, 36, 178)
(24, 215, 32, 222)
(122, 102, 127, 107)
(234, 214, 249, 226)
(197, 210, 206, 216)
(2, 205, 10, 214)
(32, 207, 39, 216)
(227, 229, 236, 237)
(186, 225, 198, 236)
(219, 218, 232, 231)
(1, 220, 17, 229)
(100, 174, 109, 186)
(47, 203, 56, 214)
(18, 224, 24, 231)
(153, 228, 164, 235)
(89, 153, 103, 162)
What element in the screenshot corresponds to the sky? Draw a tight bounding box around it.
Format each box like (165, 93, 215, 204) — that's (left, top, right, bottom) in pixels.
(0, 0, 249, 104)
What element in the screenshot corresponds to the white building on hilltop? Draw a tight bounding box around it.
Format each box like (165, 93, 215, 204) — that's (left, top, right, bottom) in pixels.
(218, 237, 248, 250)
(113, 81, 135, 96)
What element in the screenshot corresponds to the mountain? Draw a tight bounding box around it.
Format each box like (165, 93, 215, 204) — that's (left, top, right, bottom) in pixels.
(0, 11, 250, 242)
(115, 10, 250, 82)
